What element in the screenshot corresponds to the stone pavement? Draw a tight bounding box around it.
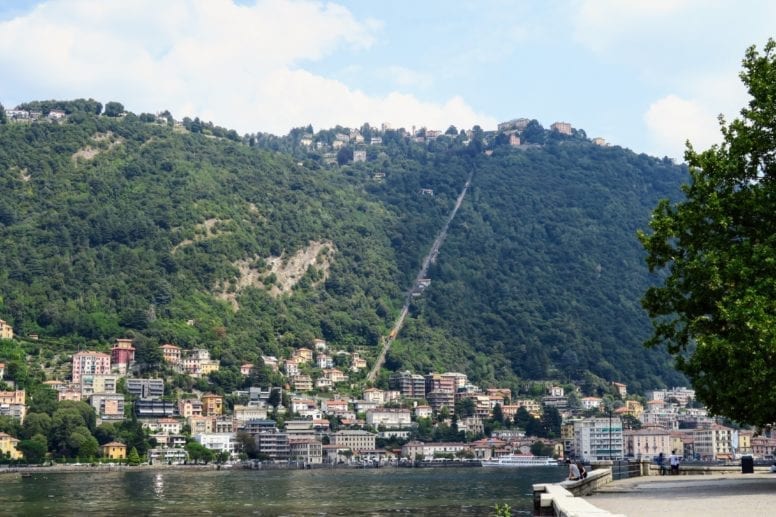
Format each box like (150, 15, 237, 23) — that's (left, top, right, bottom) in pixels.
(585, 473, 776, 516)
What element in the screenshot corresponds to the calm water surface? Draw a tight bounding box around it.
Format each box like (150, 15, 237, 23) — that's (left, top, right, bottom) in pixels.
(0, 466, 566, 515)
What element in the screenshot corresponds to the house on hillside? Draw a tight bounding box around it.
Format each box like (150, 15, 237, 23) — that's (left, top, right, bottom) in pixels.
(0, 319, 14, 340)
(323, 368, 348, 383)
(292, 374, 313, 392)
(0, 432, 22, 459)
(160, 343, 182, 364)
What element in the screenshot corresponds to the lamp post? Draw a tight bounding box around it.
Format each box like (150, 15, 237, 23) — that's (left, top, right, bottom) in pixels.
(607, 407, 613, 461)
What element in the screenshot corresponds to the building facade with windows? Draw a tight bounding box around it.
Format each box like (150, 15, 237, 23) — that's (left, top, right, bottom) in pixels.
(574, 417, 624, 462)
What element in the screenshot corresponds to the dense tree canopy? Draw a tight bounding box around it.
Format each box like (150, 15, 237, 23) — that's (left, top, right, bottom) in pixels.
(639, 40, 776, 425)
(0, 96, 689, 392)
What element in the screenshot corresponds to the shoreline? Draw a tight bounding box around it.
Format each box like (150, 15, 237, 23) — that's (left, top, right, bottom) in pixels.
(0, 463, 223, 476)
(0, 460, 487, 476)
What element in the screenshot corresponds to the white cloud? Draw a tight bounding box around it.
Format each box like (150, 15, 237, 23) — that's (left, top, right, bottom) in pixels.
(644, 94, 723, 160)
(377, 66, 434, 90)
(256, 68, 495, 132)
(0, 0, 491, 135)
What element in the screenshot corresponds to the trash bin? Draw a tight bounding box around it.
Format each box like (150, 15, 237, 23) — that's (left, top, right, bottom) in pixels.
(742, 455, 754, 474)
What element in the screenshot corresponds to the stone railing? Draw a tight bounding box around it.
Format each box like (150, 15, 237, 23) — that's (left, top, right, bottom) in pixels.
(559, 467, 613, 496)
(533, 469, 624, 516)
(645, 463, 770, 476)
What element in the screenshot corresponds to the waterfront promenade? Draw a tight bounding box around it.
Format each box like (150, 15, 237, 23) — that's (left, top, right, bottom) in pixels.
(586, 473, 776, 516)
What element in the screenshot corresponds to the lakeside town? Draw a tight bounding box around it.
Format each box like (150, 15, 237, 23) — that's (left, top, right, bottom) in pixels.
(2, 317, 773, 468)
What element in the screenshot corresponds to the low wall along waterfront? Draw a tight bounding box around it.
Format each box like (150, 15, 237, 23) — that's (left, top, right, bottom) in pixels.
(532, 459, 772, 516)
(533, 468, 623, 516)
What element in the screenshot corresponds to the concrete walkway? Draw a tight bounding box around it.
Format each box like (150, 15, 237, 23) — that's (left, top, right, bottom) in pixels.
(586, 473, 776, 516)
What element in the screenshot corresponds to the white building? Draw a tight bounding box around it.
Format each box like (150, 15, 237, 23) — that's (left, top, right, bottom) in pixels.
(362, 388, 385, 404)
(194, 433, 239, 457)
(366, 408, 412, 429)
(330, 430, 376, 452)
(143, 418, 182, 435)
(693, 425, 734, 461)
(233, 404, 269, 424)
(149, 448, 188, 464)
(574, 417, 624, 462)
(580, 397, 602, 410)
(647, 387, 696, 407)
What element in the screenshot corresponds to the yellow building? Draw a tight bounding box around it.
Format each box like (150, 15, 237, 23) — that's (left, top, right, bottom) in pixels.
(294, 347, 313, 364)
(199, 360, 220, 376)
(201, 394, 223, 416)
(0, 319, 13, 340)
(738, 430, 753, 454)
(101, 441, 127, 460)
(0, 432, 22, 460)
(624, 400, 644, 419)
(515, 398, 542, 418)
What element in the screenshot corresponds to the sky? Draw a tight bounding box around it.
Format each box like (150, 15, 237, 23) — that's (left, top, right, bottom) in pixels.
(0, 0, 774, 160)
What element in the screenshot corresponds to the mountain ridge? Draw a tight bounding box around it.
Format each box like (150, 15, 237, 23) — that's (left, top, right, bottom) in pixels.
(0, 101, 686, 392)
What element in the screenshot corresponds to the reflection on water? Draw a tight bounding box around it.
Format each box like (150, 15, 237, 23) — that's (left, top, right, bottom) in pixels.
(153, 473, 164, 500)
(0, 466, 565, 516)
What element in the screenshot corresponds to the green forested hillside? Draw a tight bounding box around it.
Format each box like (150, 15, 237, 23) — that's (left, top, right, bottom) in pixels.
(0, 112, 415, 364)
(389, 142, 688, 392)
(0, 105, 687, 392)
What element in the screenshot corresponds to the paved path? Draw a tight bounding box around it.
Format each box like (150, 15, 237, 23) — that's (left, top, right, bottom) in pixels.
(586, 474, 776, 516)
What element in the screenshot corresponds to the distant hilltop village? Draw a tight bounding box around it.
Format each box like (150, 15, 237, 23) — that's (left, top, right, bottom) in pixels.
(285, 117, 608, 165)
(1, 99, 609, 168)
(0, 324, 766, 466)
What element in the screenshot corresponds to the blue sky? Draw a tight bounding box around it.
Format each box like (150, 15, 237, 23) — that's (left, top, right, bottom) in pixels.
(1, 0, 774, 159)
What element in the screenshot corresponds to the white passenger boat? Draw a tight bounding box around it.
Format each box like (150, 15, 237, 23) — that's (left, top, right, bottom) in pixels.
(480, 454, 559, 467)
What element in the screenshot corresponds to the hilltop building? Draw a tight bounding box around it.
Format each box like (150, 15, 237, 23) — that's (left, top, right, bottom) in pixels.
(550, 122, 573, 135)
(497, 118, 531, 132)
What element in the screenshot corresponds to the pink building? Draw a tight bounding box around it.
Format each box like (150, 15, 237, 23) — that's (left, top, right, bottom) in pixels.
(111, 338, 136, 374)
(72, 351, 111, 383)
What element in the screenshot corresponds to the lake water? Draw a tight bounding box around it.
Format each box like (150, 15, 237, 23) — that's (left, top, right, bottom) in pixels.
(0, 466, 566, 515)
